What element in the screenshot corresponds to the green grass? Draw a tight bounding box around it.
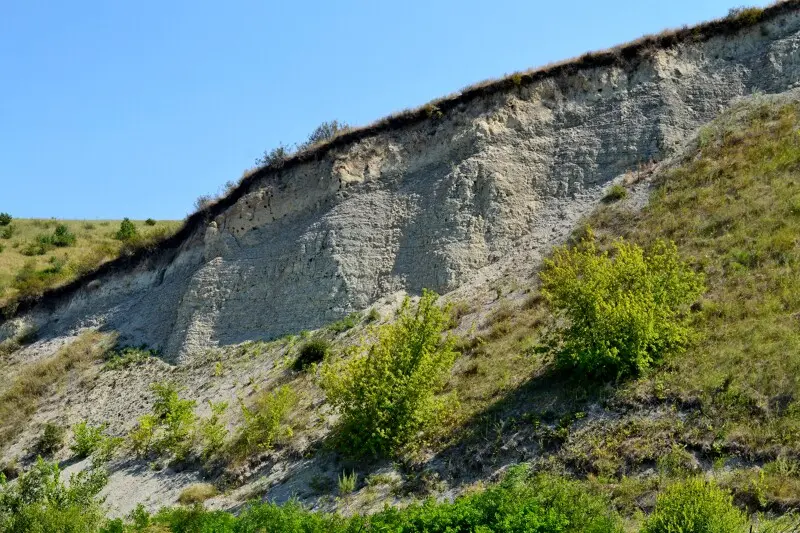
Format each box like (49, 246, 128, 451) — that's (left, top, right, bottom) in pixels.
(592, 101, 800, 459)
(0, 218, 181, 308)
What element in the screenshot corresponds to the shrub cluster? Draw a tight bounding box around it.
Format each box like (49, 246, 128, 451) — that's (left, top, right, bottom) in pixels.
(0, 213, 11, 226)
(34, 422, 66, 457)
(231, 386, 294, 458)
(71, 421, 121, 461)
(541, 232, 705, 379)
(130, 382, 198, 461)
(128, 382, 230, 463)
(293, 338, 330, 371)
(321, 290, 457, 457)
(0, 459, 108, 532)
(101, 467, 623, 532)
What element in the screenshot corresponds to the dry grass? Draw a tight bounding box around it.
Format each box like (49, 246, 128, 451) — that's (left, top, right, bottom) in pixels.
(0, 331, 113, 450)
(0, 218, 180, 308)
(177, 483, 218, 505)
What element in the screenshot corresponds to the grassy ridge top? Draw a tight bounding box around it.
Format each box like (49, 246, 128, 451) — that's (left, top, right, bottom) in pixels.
(0, 218, 181, 309)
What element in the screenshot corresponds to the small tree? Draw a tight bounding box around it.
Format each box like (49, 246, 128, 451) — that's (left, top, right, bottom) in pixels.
(50, 224, 76, 247)
(0, 213, 11, 226)
(541, 232, 705, 380)
(642, 478, 747, 533)
(115, 218, 138, 241)
(321, 290, 458, 457)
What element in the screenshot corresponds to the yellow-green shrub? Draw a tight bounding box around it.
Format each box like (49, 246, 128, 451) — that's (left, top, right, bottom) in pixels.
(642, 478, 747, 533)
(541, 233, 704, 379)
(321, 290, 458, 457)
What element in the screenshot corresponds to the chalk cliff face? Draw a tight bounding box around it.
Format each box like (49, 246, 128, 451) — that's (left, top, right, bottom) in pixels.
(9, 10, 800, 361)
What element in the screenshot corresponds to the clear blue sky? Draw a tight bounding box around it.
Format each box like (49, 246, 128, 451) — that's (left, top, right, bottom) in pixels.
(1, 0, 772, 219)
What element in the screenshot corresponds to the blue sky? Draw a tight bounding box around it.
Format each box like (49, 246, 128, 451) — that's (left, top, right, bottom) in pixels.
(1, 0, 772, 219)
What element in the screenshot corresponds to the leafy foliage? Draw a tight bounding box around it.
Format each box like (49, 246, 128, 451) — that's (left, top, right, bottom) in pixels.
(642, 478, 747, 533)
(232, 385, 294, 458)
(104, 467, 622, 532)
(34, 422, 66, 458)
(322, 290, 458, 457)
(50, 224, 77, 247)
(0, 458, 108, 533)
(70, 421, 119, 461)
(144, 218, 156, 226)
(541, 233, 704, 379)
(130, 382, 197, 460)
(197, 401, 228, 462)
(114, 218, 138, 242)
(0, 213, 11, 226)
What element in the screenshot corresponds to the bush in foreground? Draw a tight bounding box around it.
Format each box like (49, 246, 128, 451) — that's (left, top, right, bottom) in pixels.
(0, 458, 108, 532)
(642, 477, 747, 533)
(321, 289, 458, 457)
(541, 232, 705, 379)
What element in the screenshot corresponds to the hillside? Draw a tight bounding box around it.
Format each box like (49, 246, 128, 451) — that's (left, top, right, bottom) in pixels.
(5, 3, 800, 532)
(4, 84, 800, 533)
(0, 218, 181, 311)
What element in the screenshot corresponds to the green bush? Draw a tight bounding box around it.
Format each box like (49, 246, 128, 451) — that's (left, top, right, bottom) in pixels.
(197, 401, 228, 462)
(34, 422, 66, 458)
(603, 184, 628, 203)
(103, 345, 158, 370)
(293, 338, 330, 371)
(0, 458, 108, 533)
(50, 224, 76, 247)
(0, 225, 14, 239)
(0, 213, 11, 226)
(144, 218, 157, 226)
(321, 290, 458, 457)
(71, 421, 108, 459)
(233, 386, 294, 457)
(129, 382, 197, 460)
(642, 478, 747, 533)
(541, 233, 705, 379)
(114, 218, 138, 241)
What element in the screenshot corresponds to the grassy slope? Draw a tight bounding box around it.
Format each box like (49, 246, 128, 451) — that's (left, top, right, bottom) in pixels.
(0, 219, 181, 307)
(566, 96, 800, 510)
(411, 94, 800, 519)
